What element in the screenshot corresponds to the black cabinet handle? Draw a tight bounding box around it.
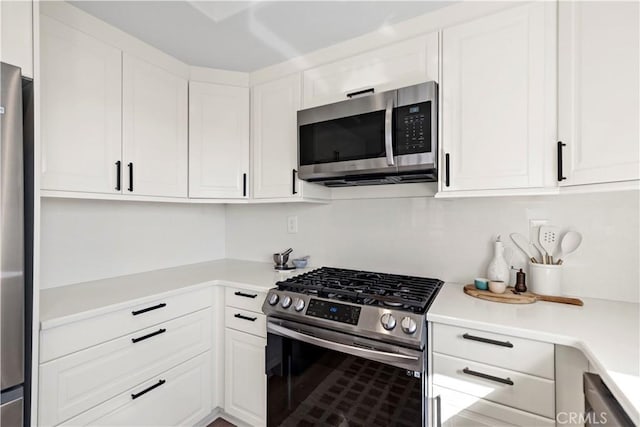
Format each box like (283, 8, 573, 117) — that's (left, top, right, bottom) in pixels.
(127, 162, 134, 191)
(445, 153, 450, 187)
(234, 313, 257, 322)
(462, 367, 514, 386)
(131, 379, 166, 400)
(557, 141, 567, 181)
(435, 395, 442, 427)
(292, 169, 298, 195)
(234, 291, 257, 299)
(243, 173, 247, 197)
(131, 328, 166, 343)
(462, 333, 513, 348)
(346, 88, 375, 98)
(115, 161, 121, 191)
(132, 303, 166, 316)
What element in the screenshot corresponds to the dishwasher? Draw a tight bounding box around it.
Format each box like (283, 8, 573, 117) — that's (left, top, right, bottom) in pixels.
(583, 373, 635, 426)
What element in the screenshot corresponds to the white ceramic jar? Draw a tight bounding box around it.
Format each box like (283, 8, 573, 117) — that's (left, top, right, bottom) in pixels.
(529, 262, 563, 295)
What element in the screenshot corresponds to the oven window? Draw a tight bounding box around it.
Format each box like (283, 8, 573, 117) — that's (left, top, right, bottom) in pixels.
(266, 333, 423, 427)
(299, 110, 387, 166)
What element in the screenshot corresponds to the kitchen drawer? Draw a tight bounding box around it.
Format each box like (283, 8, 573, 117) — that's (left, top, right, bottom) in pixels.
(225, 286, 266, 313)
(433, 385, 555, 426)
(432, 323, 554, 379)
(225, 306, 266, 338)
(39, 308, 212, 426)
(433, 353, 555, 418)
(59, 352, 212, 426)
(40, 287, 212, 362)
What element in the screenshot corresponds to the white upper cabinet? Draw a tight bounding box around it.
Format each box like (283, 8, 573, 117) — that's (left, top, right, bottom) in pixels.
(122, 54, 188, 198)
(40, 15, 122, 194)
(440, 3, 554, 192)
(1, 0, 33, 78)
(558, 1, 639, 186)
(302, 33, 439, 109)
(252, 73, 302, 199)
(189, 82, 249, 199)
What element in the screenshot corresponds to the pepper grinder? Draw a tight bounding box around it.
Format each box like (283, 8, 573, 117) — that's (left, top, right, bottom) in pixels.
(514, 268, 527, 293)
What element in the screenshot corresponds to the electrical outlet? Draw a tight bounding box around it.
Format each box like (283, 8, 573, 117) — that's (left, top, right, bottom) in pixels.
(529, 219, 549, 246)
(287, 216, 298, 234)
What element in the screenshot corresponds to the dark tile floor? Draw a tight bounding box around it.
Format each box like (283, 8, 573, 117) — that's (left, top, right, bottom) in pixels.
(207, 418, 236, 427)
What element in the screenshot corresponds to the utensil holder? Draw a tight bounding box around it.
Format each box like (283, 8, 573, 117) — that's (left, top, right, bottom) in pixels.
(529, 262, 563, 296)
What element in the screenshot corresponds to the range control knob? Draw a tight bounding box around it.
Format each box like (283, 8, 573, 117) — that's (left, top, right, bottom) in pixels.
(293, 297, 305, 312)
(380, 313, 397, 330)
(268, 293, 279, 306)
(401, 317, 418, 334)
(281, 295, 292, 309)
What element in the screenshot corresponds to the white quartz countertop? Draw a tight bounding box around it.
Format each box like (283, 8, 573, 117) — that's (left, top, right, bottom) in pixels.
(427, 283, 640, 424)
(40, 259, 308, 329)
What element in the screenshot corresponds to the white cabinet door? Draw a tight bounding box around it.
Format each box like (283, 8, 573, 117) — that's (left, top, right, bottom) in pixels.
(1, 0, 33, 78)
(40, 15, 122, 194)
(441, 3, 552, 192)
(224, 328, 266, 427)
(123, 54, 188, 198)
(251, 73, 301, 199)
(302, 33, 439, 108)
(558, 1, 639, 186)
(434, 386, 555, 427)
(189, 82, 249, 199)
(60, 353, 212, 427)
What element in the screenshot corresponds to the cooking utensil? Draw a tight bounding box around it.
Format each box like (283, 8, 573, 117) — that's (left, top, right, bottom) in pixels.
(533, 241, 547, 264)
(539, 225, 560, 264)
(273, 248, 293, 267)
(510, 233, 538, 263)
(556, 231, 583, 265)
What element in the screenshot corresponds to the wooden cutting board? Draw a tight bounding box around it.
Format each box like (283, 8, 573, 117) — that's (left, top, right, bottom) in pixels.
(463, 284, 584, 306)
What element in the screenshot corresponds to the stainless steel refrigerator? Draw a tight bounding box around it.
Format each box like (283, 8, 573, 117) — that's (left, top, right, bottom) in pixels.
(1, 62, 32, 427)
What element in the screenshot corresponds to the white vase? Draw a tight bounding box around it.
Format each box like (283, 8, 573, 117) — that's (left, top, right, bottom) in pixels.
(487, 236, 510, 282)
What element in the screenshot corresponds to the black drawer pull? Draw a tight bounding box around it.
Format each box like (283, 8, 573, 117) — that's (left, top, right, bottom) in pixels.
(234, 313, 257, 322)
(127, 162, 134, 192)
(115, 161, 121, 191)
(243, 173, 247, 197)
(445, 153, 451, 187)
(131, 379, 166, 400)
(462, 367, 514, 386)
(346, 88, 374, 98)
(557, 141, 567, 181)
(234, 291, 257, 299)
(292, 169, 298, 195)
(462, 333, 513, 348)
(131, 303, 167, 316)
(132, 328, 166, 343)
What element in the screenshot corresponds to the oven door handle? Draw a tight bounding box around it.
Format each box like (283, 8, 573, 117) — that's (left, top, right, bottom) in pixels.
(384, 98, 395, 166)
(268, 322, 419, 365)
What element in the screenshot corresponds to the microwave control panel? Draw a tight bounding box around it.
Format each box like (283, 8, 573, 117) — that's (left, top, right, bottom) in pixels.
(395, 101, 431, 155)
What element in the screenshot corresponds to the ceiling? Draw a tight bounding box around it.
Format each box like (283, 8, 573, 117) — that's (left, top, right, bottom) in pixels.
(70, 1, 454, 72)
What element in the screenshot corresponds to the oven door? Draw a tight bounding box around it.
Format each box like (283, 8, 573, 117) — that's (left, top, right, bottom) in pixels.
(266, 318, 425, 427)
(297, 90, 398, 181)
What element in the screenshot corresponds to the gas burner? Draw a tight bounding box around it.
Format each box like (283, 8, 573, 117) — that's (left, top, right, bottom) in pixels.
(275, 267, 443, 315)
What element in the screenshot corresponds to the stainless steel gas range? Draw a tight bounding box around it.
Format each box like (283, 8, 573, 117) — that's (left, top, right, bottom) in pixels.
(263, 267, 443, 427)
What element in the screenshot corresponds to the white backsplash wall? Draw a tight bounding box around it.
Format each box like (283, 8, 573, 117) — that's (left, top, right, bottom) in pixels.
(40, 198, 226, 288)
(226, 191, 640, 303)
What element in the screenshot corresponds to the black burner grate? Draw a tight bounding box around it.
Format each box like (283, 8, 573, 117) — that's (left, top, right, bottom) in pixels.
(276, 267, 443, 314)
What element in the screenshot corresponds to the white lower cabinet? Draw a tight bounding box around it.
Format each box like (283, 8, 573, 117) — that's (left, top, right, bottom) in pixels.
(60, 353, 212, 427)
(223, 286, 267, 426)
(434, 386, 555, 427)
(39, 309, 212, 426)
(431, 322, 556, 426)
(224, 329, 266, 426)
(38, 288, 214, 427)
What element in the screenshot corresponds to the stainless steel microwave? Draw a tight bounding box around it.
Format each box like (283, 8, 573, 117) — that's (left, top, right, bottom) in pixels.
(297, 81, 437, 186)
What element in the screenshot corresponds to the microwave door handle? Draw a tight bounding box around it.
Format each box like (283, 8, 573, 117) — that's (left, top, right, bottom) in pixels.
(385, 98, 395, 166)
